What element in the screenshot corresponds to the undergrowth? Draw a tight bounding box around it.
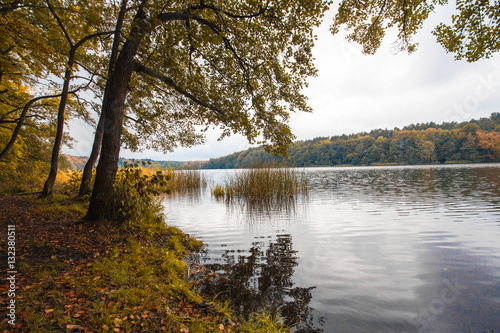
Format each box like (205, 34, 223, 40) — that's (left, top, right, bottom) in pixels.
(8, 170, 289, 332)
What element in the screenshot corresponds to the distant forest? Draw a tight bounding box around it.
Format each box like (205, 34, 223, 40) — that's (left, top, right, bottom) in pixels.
(201, 113, 500, 169)
(64, 113, 500, 170)
(63, 156, 206, 171)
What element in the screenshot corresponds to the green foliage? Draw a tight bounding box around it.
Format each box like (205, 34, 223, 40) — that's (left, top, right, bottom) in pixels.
(117, 0, 331, 156)
(239, 311, 288, 333)
(331, 0, 500, 61)
(203, 113, 500, 168)
(332, 0, 441, 54)
(212, 167, 309, 205)
(434, 0, 500, 61)
(0, 125, 61, 193)
(59, 169, 94, 197)
(110, 161, 171, 226)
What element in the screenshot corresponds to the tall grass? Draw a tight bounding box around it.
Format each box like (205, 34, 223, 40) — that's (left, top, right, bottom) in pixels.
(165, 169, 207, 192)
(212, 168, 309, 205)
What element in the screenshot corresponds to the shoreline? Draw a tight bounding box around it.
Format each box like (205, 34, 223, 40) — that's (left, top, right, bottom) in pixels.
(0, 194, 285, 332)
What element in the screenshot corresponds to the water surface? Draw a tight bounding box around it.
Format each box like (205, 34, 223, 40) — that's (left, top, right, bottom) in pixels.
(163, 164, 500, 332)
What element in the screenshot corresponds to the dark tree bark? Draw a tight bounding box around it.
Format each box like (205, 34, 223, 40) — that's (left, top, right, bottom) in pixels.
(79, 0, 128, 197)
(41, 53, 74, 196)
(40, 0, 114, 196)
(85, 4, 149, 220)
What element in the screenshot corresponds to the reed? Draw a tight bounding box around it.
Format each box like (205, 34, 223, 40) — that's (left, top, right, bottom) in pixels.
(164, 169, 207, 192)
(132, 167, 206, 193)
(212, 167, 308, 204)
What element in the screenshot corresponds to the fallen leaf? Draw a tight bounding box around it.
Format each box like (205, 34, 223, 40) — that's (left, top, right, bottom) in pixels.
(114, 317, 122, 327)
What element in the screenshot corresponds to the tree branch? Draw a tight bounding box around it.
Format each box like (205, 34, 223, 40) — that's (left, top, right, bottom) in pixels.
(74, 30, 115, 49)
(135, 63, 227, 120)
(46, 0, 73, 47)
(0, 93, 60, 160)
(189, 0, 268, 19)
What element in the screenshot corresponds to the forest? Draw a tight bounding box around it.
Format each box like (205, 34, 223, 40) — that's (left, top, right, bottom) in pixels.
(201, 113, 500, 169)
(1, 0, 499, 331)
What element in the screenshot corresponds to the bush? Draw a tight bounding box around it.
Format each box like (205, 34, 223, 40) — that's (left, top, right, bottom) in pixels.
(110, 161, 171, 228)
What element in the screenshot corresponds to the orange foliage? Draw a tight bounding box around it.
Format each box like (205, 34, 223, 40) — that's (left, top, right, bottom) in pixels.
(476, 131, 500, 160)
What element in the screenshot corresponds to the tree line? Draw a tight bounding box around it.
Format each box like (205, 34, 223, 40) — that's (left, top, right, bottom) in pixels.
(202, 113, 500, 169)
(1, 0, 498, 221)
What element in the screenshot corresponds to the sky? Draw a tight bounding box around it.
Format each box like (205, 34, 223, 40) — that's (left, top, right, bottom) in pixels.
(64, 4, 500, 162)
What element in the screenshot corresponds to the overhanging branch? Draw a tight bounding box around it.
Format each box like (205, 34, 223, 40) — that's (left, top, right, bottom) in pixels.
(134, 63, 227, 120)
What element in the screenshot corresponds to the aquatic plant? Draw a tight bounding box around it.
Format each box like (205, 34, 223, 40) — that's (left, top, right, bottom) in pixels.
(164, 169, 207, 192)
(212, 167, 309, 205)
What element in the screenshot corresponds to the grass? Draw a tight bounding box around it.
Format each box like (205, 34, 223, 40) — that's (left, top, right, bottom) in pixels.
(211, 167, 309, 205)
(45, 167, 207, 198)
(165, 169, 207, 193)
(239, 311, 288, 333)
(1, 191, 288, 332)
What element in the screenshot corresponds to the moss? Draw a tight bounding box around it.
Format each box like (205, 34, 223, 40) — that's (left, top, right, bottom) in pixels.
(34, 194, 88, 219)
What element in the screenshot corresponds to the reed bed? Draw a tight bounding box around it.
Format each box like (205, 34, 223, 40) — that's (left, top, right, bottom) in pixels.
(212, 168, 309, 204)
(162, 169, 207, 193)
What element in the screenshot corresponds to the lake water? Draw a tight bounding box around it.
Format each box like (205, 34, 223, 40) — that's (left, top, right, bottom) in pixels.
(162, 164, 500, 333)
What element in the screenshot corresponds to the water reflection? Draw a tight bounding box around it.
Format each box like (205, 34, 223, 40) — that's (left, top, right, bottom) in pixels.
(198, 234, 324, 332)
(307, 164, 500, 209)
(166, 164, 500, 333)
(219, 196, 309, 226)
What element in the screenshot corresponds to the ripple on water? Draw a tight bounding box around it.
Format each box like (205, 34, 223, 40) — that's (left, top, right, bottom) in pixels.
(164, 164, 500, 332)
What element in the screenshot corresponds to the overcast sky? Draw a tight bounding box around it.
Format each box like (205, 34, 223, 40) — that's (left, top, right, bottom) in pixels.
(64, 5, 500, 161)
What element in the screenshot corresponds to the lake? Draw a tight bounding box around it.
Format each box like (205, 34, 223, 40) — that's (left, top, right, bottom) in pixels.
(162, 164, 500, 333)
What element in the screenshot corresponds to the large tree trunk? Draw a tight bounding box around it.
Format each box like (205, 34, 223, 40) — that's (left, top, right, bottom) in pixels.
(85, 5, 148, 220)
(79, 0, 128, 197)
(41, 52, 75, 196)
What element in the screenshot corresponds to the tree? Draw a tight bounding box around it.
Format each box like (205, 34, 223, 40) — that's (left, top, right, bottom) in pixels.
(1, 0, 111, 194)
(0, 93, 63, 161)
(41, 0, 114, 196)
(331, 0, 500, 62)
(85, 0, 330, 220)
(79, 0, 128, 197)
(0, 0, 60, 162)
(476, 131, 500, 161)
(85, 0, 500, 220)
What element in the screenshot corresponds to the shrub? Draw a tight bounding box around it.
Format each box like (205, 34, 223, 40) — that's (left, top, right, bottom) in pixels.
(109, 161, 171, 228)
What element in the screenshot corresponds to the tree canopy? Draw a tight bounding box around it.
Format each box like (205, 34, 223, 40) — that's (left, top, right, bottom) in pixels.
(1, 0, 499, 219)
(201, 113, 500, 168)
(331, 0, 500, 62)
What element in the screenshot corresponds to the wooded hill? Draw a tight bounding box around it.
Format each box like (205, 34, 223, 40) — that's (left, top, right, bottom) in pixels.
(62, 113, 500, 170)
(201, 113, 500, 169)
(62, 156, 206, 171)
